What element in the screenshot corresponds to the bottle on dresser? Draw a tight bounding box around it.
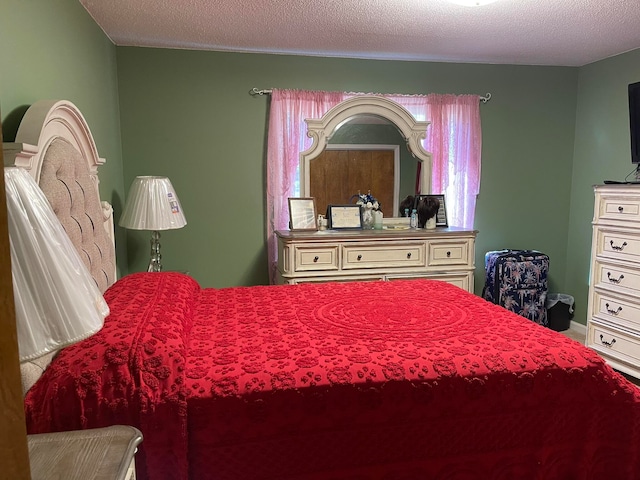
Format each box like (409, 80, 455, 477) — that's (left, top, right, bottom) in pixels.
(410, 209, 418, 228)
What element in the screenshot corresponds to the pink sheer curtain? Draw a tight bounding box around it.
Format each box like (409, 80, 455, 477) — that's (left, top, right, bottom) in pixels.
(385, 94, 482, 228)
(424, 94, 482, 230)
(266, 89, 347, 283)
(266, 90, 482, 283)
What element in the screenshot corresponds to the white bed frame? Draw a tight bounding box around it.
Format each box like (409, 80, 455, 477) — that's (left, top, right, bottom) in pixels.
(3, 99, 116, 395)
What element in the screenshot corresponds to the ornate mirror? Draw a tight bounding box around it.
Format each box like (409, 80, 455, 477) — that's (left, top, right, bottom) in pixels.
(300, 96, 432, 218)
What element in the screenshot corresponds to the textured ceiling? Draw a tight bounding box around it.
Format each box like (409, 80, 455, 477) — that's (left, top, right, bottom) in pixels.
(80, 0, 640, 67)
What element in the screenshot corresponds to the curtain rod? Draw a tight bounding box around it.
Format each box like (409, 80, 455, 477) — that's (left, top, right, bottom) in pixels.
(249, 88, 492, 103)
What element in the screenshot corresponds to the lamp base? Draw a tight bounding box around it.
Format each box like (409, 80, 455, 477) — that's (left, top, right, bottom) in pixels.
(148, 230, 162, 272)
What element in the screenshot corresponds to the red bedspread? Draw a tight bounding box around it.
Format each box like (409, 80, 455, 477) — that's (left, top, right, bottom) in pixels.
(25, 272, 640, 479)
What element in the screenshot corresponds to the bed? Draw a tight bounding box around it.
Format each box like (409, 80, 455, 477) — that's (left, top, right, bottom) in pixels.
(6, 100, 640, 480)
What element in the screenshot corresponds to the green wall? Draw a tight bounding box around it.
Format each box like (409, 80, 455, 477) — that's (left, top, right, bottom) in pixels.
(0, 0, 127, 274)
(567, 50, 640, 324)
(117, 48, 578, 291)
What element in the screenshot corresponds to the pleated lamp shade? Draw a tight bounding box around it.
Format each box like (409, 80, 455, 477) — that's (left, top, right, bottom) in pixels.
(5, 167, 109, 362)
(119, 176, 187, 231)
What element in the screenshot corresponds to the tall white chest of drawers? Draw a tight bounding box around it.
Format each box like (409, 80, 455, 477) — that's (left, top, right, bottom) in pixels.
(276, 227, 477, 293)
(587, 184, 640, 378)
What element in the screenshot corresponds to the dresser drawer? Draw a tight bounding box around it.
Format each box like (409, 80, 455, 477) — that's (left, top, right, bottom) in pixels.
(293, 245, 339, 272)
(591, 290, 640, 333)
(427, 240, 470, 267)
(597, 194, 640, 223)
(386, 272, 472, 291)
(595, 228, 640, 264)
(342, 243, 426, 270)
(588, 321, 640, 367)
(593, 260, 640, 298)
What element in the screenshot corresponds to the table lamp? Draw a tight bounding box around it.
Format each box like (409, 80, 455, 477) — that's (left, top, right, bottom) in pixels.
(119, 176, 187, 272)
(5, 167, 109, 361)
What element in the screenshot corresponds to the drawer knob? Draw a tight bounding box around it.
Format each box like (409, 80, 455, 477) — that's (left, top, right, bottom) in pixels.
(605, 303, 623, 316)
(607, 272, 625, 284)
(599, 334, 617, 348)
(406, 252, 411, 259)
(446, 251, 451, 257)
(610, 240, 628, 251)
(313, 256, 319, 263)
(618, 206, 624, 212)
(357, 254, 362, 261)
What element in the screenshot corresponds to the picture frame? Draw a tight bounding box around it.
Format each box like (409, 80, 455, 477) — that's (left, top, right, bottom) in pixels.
(326, 204, 363, 230)
(288, 197, 318, 231)
(414, 194, 448, 227)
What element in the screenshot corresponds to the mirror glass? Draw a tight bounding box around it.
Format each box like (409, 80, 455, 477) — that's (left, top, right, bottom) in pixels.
(325, 115, 418, 216)
(300, 96, 431, 219)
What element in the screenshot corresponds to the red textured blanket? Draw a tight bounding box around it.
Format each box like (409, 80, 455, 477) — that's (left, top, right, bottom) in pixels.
(25, 273, 640, 479)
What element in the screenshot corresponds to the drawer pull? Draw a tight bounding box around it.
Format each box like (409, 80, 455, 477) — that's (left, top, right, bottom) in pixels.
(313, 256, 319, 263)
(605, 303, 622, 315)
(406, 252, 412, 259)
(357, 254, 362, 261)
(599, 334, 617, 348)
(446, 251, 451, 257)
(609, 240, 628, 251)
(607, 272, 625, 284)
(618, 206, 624, 212)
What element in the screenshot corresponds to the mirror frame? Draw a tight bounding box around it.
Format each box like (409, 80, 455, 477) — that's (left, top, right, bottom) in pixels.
(300, 95, 432, 217)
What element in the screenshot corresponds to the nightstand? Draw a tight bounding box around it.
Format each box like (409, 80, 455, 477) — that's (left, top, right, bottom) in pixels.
(27, 425, 143, 480)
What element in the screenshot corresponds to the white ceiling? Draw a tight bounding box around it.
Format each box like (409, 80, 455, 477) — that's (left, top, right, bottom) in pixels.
(80, 0, 640, 67)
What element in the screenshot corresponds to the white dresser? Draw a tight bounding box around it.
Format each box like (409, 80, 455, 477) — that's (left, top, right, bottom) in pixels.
(276, 227, 477, 292)
(587, 184, 640, 378)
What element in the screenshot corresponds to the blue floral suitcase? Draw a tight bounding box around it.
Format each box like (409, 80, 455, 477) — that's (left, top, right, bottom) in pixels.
(482, 249, 550, 327)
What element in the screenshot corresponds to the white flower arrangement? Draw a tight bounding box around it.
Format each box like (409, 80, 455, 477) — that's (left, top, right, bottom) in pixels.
(351, 190, 381, 212)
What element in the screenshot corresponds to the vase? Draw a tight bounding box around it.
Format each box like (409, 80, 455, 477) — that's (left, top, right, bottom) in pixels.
(373, 210, 384, 230)
(362, 206, 375, 229)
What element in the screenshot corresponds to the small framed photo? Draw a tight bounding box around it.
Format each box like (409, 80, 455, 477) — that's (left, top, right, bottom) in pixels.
(288, 197, 318, 231)
(326, 204, 363, 230)
(414, 194, 448, 227)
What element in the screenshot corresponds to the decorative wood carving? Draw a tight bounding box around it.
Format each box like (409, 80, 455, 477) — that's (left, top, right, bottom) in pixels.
(2, 100, 116, 282)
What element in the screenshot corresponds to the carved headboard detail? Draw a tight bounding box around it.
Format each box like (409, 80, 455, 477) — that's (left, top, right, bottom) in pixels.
(3, 100, 116, 290)
(2, 99, 116, 396)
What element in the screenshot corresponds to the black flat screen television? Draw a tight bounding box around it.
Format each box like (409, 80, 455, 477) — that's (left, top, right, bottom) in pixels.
(629, 81, 640, 165)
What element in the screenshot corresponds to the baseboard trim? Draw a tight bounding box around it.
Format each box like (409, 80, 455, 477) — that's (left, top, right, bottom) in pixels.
(569, 320, 586, 336)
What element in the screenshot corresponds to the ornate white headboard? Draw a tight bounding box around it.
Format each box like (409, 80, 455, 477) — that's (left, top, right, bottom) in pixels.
(3, 100, 116, 290)
(2, 99, 116, 395)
